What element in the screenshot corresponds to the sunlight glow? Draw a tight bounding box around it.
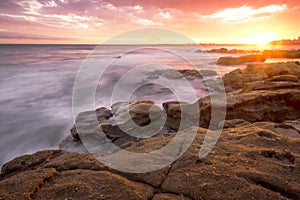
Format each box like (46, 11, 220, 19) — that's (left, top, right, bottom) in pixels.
(241, 32, 281, 46)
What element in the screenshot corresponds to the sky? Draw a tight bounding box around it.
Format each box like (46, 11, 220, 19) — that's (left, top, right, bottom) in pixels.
(0, 0, 299, 44)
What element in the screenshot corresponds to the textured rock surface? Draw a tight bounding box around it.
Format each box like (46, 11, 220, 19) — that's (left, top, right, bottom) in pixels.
(216, 54, 266, 65)
(61, 100, 166, 152)
(164, 62, 300, 130)
(1, 120, 300, 199)
(262, 49, 300, 58)
(223, 62, 300, 92)
(164, 89, 300, 130)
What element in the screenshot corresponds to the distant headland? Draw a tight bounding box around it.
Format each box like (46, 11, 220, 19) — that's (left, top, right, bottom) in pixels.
(269, 36, 300, 45)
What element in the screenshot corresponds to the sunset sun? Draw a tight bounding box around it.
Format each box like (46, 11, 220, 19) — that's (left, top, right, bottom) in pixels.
(242, 32, 281, 46)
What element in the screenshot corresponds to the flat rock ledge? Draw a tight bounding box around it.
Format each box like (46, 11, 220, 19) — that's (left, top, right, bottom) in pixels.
(1, 120, 300, 199)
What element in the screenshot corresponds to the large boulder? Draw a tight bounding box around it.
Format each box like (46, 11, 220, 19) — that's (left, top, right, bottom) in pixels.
(112, 100, 162, 127)
(61, 101, 165, 152)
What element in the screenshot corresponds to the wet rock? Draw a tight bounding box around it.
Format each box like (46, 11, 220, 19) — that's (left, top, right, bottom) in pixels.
(217, 54, 266, 65)
(70, 107, 112, 141)
(199, 69, 218, 77)
(146, 69, 183, 79)
(59, 135, 88, 153)
(112, 100, 162, 126)
(206, 48, 259, 54)
(61, 101, 165, 152)
(207, 47, 228, 53)
(177, 69, 201, 79)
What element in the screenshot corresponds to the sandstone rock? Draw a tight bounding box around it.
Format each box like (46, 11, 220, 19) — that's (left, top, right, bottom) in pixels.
(263, 49, 300, 58)
(222, 119, 251, 128)
(152, 193, 191, 200)
(112, 100, 162, 126)
(2, 120, 300, 199)
(70, 107, 112, 141)
(223, 62, 300, 92)
(267, 75, 299, 82)
(217, 54, 266, 65)
(164, 89, 300, 130)
(240, 81, 300, 93)
(61, 101, 165, 153)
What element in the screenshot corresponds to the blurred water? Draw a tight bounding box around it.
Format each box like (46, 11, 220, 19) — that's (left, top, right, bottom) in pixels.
(0, 44, 299, 167)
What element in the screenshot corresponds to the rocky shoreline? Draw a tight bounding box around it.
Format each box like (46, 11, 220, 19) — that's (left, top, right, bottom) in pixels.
(213, 48, 300, 65)
(1, 62, 300, 199)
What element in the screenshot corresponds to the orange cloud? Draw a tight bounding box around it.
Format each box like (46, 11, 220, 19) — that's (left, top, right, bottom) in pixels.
(204, 4, 287, 22)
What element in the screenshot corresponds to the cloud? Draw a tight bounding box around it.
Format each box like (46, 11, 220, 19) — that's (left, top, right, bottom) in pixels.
(0, 13, 37, 22)
(136, 19, 164, 26)
(0, 31, 71, 40)
(0, 0, 298, 43)
(203, 4, 287, 22)
(158, 11, 171, 19)
(44, 0, 57, 7)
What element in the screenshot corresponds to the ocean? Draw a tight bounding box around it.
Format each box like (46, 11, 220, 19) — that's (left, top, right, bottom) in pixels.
(0, 44, 299, 167)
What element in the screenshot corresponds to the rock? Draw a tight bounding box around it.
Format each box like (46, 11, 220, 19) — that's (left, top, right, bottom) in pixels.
(59, 135, 88, 153)
(163, 101, 199, 130)
(263, 49, 300, 58)
(227, 49, 260, 54)
(240, 81, 300, 93)
(207, 47, 228, 53)
(216, 54, 266, 65)
(99, 120, 126, 138)
(177, 69, 218, 79)
(1, 120, 300, 199)
(70, 107, 112, 141)
(223, 62, 300, 92)
(147, 69, 183, 79)
(206, 48, 259, 54)
(152, 193, 191, 200)
(222, 119, 251, 128)
(146, 69, 218, 80)
(177, 69, 201, 79)
(0, 151, 153, 200)
(164, 89, 300, 130)
(199, 70, 218, 77)
(61, 101, 165, 153)
(267, 75, 299, 82)
(112, 100, 162, 126)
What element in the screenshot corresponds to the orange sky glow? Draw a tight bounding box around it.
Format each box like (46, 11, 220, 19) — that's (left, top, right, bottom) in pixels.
(0, 0, 299, 44)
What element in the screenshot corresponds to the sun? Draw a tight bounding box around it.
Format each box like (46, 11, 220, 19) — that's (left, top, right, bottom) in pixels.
(242, 32, 281, 46)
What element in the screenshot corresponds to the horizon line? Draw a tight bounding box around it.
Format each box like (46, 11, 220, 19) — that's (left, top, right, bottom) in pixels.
(0, 43, 267, 46)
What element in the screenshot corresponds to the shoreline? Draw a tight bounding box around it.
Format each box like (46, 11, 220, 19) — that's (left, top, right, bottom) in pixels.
(1, 60, 300, 199)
